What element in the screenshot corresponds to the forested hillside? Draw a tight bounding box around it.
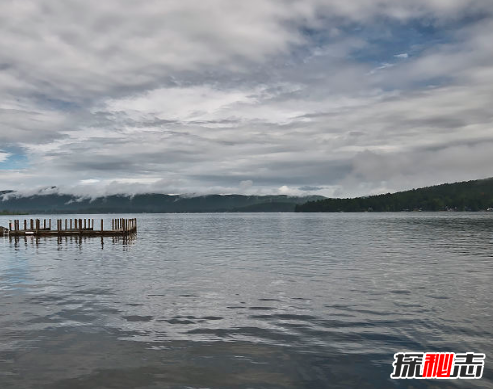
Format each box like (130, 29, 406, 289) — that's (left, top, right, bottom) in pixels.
(296, 178, 493, 212)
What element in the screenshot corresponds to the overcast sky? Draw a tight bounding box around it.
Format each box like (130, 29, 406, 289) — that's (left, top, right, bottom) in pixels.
(1, 1, 493, 197)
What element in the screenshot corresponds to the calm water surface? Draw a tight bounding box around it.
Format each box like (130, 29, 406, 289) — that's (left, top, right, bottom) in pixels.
(0, 213, 492, 388)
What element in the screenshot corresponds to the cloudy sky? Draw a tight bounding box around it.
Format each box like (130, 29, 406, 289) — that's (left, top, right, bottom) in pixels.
(1, 0, 493, 197)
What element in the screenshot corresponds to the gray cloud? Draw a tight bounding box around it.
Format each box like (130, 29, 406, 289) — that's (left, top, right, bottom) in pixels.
(1, 1, 493, 197)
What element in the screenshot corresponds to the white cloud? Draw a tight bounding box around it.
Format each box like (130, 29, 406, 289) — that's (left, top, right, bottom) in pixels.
(1, 1, 493, 197)
(0, 151, 11, 163)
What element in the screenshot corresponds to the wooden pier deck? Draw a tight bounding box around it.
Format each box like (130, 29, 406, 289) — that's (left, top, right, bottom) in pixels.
(3, 218, 137, 237)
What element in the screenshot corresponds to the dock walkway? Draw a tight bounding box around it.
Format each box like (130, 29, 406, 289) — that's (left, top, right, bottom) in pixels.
(3, 218, 137, 237)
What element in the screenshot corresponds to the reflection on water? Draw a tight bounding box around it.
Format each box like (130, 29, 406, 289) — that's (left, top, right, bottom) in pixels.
(0, 213, 492, 388)
(7, 234, 137, 250)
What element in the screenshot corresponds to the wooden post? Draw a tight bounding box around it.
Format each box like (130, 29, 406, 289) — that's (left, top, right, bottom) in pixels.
(101, 219, 103, 234)
(70, 219, 73, 230)
(36, 219, 40, 233)
(30, 219, 33, 230)
(49, 219, 52, 230)
(79, 219, 82, 233)
(84, 219, 87, 230)
(65, 219, 67, 230)
(43, 220, 46, 230)
(24, 220, 27, 230)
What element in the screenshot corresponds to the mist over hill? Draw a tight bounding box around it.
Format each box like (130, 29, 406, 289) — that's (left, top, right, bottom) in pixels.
(0, 192, 324, 214)
(3, 177, 493, 214)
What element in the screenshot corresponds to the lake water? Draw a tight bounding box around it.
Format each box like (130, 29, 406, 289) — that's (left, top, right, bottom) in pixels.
(0, 213, 492, 388)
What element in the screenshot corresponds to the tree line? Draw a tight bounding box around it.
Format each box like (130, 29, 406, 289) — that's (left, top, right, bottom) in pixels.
(295, 178, 493, 212)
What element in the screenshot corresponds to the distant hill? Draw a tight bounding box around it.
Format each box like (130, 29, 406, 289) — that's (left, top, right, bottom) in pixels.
(296, 178, 493, 212)
(0, 193, 324, 214)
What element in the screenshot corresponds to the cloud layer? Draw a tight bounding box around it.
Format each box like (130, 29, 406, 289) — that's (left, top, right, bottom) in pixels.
(1, 0, 493, 197)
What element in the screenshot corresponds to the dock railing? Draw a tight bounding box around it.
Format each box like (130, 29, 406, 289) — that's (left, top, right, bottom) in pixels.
(4, 218, 137, 237)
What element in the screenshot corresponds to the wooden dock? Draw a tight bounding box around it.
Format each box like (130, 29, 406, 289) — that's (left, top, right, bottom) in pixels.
(3, 218, 137, 237)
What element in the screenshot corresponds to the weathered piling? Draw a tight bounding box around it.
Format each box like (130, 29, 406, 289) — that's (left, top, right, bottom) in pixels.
(3, 218, 137, 237)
